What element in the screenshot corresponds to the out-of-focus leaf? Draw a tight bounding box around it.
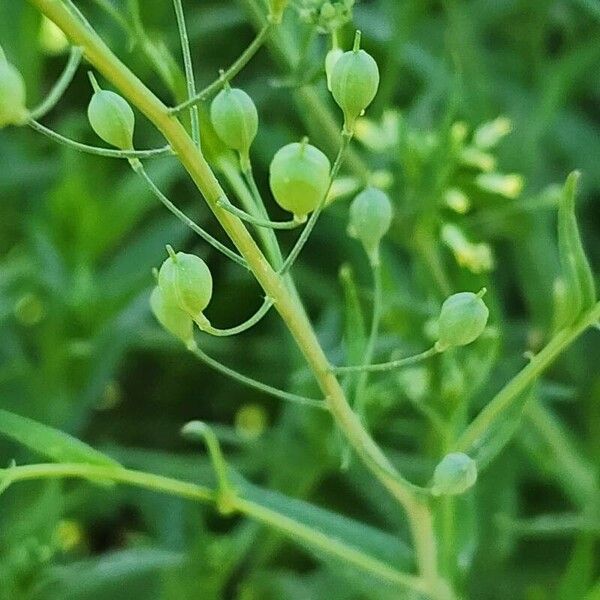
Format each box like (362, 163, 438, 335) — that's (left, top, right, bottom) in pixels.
(0, 409, 119, 467)
(240, 479, 413, 570)
(555, 171, 596, 328)
(40, 548, 183, 600)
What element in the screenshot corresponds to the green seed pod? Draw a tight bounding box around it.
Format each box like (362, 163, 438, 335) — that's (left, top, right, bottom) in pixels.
(325, 47, 343, 92)
(150, 286, 194, 346)
(0, 58, 28, 128)
(269, 139, 331, 220)
(348, 186, 393, 263)
(87, 75, 135, 149)
(436, 290, 489, 352)
(431, 452, 477, 496)
(158, 246, 213, 319)
(210, 86, 258, 167)
(330, 31, 379, 133)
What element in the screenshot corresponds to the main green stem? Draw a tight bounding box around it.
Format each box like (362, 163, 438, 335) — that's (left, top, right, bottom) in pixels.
(25, 1, 443, 596)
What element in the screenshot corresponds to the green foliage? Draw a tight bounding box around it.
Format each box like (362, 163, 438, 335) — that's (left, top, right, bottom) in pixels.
(1, 0, 599, 599)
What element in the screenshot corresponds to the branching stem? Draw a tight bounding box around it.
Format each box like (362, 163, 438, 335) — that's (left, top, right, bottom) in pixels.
(169, 23, 272, 114)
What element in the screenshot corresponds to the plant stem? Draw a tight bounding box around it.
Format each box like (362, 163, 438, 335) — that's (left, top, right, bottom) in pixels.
(131, 161, 248, 269)
(194, 297, 274, 336)
(29, 46, 84, 119)
(217, 198, 301, 229)
(333, 346, 440, 374)
(172, 0, 200, 146)
(29, 119, 173, 158)
(354, 260, 383, 418)
(1, 462, 428, 595)
(170, 23, 272, 113)
(25, 2, 445, 594)
(188, 343, 326, 409)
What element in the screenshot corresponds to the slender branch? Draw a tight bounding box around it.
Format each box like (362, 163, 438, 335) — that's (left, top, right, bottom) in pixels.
(217, 197, 302, 230)
(130, 161, 248, 269)
(242, 164, 287, 268)
(236, 496, 431, 595)
(181, 421, 237, 512)
(1, 462, 428, 595)
(29, 46, 84, 119)
(354, 261, 383, 417)
(172, 0, 200, 146)
(333, 346, 440, 374)
(279, 131, 352, 275)
(29, 119, 173, 158)
(188, 342, 326, 410)
(169, 23, 272, 114)
(194, 296, 274, 336)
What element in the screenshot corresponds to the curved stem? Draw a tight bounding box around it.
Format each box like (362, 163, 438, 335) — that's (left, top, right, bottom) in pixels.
(28, 119, 173, 158)
(181, 421, 236, 512)
(2, 462, 428, 595)
(194, 296, 274, 336)
(170, 23, 272, 114)
(278, 132, 352, 275)
(172, 0, 200, 146)
(29, 46, 83, 119)
(187, 342, 326, 409)
(242, 165, 287, 268)
(333, 346, 440, 374)
(217, 197, 302, 230)
(354, 261, 383, 417)
(131, 161, 248, 269)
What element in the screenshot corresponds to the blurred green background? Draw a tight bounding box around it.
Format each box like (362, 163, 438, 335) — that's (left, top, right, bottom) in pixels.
(1, 1, 599, 598)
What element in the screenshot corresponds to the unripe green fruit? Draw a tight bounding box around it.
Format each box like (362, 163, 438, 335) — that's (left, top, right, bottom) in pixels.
(325, 47, 343, 92)
(330, 35, 379, 132)
(150, 286, 194, 346)
(210, 87, 258, 161)
(87, 88, 135, 149)
(0, 60, 28, 128)
(158, 248, 213, 319)
(348, 187, 393, 262)
(269, 140, 331, 220)
(436, 290, 489, 351)
(431, 452, 477, 496)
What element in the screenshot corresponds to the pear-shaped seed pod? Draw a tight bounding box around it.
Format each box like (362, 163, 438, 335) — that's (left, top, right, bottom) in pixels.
(436, 290, 489, 351)
(330, 32, 379, 132)
(348, 187, 393, 262)
(0, 59, 28, 128)
(210, 86, 258, 164)
(325, 47, 343, 92)
(158, 247, 213, 320)
(269, 140, 331, 220)
(150, 286, 194, 346)
(431, 452, 477, 496)
(87, 87, 135, 149)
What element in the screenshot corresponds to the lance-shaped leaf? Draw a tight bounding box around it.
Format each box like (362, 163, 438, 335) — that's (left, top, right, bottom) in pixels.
(556, 171, 596, 327)
(0, 409, 119, 467)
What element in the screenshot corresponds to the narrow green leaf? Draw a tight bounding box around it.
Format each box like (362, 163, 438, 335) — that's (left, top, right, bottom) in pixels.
(556, 171, 596, 327)
(0, 409, 119, 468)
(240, 479, 413, 570)
(339, 264, 367, 377)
